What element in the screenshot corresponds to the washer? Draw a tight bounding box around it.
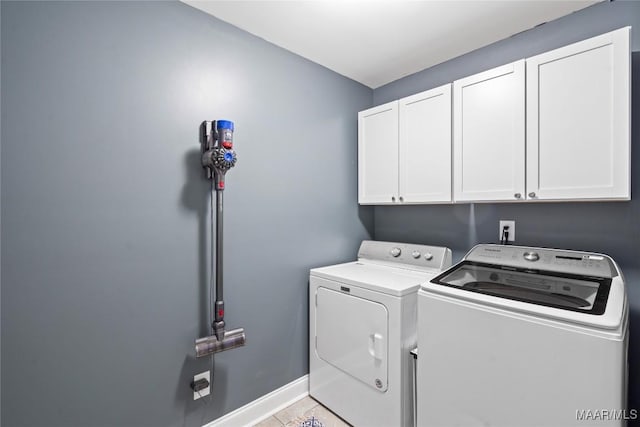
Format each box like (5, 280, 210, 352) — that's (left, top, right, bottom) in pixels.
(417, 244, 629, 427)
(310, 240, 452, 427)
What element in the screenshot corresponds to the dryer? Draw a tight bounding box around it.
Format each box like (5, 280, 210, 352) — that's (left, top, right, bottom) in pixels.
(417, 244, 629, 427)
(310, 240, 452, 427)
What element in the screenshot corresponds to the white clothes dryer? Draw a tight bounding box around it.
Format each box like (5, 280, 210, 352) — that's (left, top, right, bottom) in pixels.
(310, 240, 452, 427)
(417, 244, 629, 427)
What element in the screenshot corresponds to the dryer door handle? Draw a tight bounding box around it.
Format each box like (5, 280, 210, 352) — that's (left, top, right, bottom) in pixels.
(368, 333, 384, 360)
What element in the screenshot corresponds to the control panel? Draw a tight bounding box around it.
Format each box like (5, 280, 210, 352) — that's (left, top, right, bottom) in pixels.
(465, 244, 617, 278)
(357, 240, 452, 271)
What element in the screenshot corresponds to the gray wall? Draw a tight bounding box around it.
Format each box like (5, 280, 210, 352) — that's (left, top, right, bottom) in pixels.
(373, 0, 640, 418)
(0, 2, 372, 426)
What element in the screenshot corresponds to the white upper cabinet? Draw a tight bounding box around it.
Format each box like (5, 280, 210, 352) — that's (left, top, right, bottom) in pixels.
(526, 27, 631, 201)
(399, 84, 452, 203)
(358, 27, 630, 205)
(453, 60, 525, 202)
(358, 84, 452, 205)
(358, 101, 399, 204)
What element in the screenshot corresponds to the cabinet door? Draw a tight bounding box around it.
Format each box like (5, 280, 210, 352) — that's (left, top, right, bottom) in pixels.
(453, 60, 525, 202)
(399, 84, 452, 203)
(526, 27, 630, 201)
(358, 101, 399, 204)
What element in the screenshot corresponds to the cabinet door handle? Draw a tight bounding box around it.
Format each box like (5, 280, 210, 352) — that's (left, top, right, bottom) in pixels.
(528, 192, 536, 198)
(391, 196, 396, 202)
(514, 193, 522, 199)
(399, 196, 404, 202)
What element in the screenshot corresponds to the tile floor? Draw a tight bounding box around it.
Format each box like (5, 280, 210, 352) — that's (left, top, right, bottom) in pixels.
(253, 396, 351, 427)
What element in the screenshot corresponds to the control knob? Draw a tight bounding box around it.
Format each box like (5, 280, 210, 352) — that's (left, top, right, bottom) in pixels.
(390, 247, 401, 257)
(423, 253, 433, 261)
(523, 251, 540, 262)
(411, 251, 421, 259)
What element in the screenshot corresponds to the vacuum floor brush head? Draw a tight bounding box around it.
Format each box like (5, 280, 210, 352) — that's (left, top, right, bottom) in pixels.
(195, 328, 246, 358)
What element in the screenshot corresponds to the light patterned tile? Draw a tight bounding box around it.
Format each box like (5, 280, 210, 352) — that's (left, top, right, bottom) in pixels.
(253, 415, 284, 427)
(274, 396, 319, 425)
(284, 404, 351, 427)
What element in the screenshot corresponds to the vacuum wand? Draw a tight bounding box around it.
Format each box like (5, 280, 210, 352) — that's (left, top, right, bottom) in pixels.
(195, 120, 245, 358)
(214, 190, 225, 341)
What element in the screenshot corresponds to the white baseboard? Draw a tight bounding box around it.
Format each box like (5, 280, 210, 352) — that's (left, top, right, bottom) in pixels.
(205, 375, 309, 427)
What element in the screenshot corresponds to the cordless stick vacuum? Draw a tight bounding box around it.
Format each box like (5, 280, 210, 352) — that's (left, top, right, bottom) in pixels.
(195, 120, 246, 357)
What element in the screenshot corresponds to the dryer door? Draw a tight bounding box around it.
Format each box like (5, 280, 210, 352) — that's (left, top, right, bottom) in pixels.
(315, 286, 389, 392)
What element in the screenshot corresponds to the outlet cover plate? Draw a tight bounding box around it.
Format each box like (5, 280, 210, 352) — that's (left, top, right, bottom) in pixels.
(499, 220, 515, 242)
(193, 371, 210, 400)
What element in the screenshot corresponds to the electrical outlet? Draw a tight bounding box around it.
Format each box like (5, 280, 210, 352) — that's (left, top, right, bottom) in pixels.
(499, 220, 515, 242)
(193, 371, 210, 400)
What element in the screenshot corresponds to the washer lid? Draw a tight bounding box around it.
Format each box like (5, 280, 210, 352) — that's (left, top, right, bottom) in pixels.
(424, 260, 626, 330)
(311, 261, 435, 297)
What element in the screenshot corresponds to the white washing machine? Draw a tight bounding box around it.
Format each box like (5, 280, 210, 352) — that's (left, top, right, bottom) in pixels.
(310, 240, 452, 427)
(417, 244, 629, 427)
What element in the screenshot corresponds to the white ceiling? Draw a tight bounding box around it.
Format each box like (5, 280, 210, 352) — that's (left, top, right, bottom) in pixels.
(183, 0, 600, 89)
